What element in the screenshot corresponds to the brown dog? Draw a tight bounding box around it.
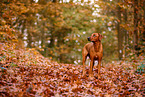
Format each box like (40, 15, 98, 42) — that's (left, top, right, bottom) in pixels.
(82, 33, 103, 79)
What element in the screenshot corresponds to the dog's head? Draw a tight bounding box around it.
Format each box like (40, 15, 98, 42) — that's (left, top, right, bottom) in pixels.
(88, 33, 103, 42)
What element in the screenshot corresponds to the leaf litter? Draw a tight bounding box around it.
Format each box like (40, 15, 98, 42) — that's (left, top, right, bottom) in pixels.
(0, 43, 144, 96)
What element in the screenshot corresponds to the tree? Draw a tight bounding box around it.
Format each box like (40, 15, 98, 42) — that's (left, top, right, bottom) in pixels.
(123, 3, 128, 58)
(1, 0, 144, 63)
(133, 0, 139, 52)
(117, 0, 123, 60)
(143, 1, 145, 41)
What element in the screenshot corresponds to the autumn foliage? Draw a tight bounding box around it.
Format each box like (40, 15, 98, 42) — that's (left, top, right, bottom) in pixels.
(0, 41, 144, 96)
(0, 0, 145, 96)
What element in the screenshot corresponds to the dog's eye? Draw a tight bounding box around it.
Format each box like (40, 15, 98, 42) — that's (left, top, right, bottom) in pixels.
(93, 35, 96, 37)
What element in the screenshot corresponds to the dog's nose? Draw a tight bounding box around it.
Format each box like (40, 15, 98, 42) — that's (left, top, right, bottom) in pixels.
(88, 37, 90, 41)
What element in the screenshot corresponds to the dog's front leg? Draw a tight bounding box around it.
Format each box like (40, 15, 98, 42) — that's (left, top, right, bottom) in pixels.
(89, 60, 94, 78)
(82, 57, 86, 76)
(82, 48, 88, 76)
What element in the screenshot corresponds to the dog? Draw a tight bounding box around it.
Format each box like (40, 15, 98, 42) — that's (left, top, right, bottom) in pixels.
(82, 33, 103, 79)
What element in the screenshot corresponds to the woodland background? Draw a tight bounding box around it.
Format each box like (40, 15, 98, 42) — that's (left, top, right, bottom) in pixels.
(0, 0, 145, 64)
(0, 0, 145, 96)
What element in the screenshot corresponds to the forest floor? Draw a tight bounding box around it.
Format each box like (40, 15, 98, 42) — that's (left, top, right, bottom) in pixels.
(0, 42, 144, 97)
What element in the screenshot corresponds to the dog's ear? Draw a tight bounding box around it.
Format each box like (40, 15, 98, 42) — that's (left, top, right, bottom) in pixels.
(99, 33, 103, 41)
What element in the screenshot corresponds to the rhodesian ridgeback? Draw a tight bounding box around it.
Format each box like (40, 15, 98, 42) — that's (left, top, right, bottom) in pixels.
(82, 33, 103, 79)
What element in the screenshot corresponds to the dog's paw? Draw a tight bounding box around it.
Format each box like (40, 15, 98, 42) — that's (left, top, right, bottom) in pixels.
(89, 76, 94, 80)
(89, 75, 94, 80)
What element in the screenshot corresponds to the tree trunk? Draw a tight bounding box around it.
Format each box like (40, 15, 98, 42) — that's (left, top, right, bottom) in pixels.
(49, 31, 55, 48)
(40, 22, 46, 55)
(27, 29, 32, 48)
(134, 0, 139, 51)
(124, 9, 128, 58)
(143, 1, 145, 41)
(53, 0, 58, 3)
(117, 1, 123, 60)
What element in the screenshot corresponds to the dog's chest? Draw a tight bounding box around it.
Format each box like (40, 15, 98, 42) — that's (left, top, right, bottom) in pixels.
(94, 55, 98, 60)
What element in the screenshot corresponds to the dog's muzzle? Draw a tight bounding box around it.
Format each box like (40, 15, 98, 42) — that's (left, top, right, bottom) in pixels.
(88, 37, 91, 41)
